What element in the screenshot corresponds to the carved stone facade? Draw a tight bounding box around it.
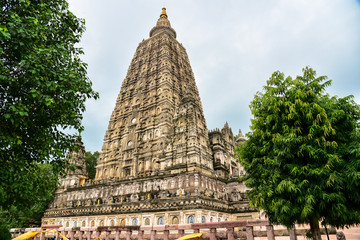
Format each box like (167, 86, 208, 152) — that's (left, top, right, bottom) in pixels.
(43, 8, 258, 227)
(58, 141, 88, 189)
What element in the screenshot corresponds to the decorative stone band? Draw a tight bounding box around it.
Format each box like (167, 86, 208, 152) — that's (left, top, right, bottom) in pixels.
(44, 197, 254, 218)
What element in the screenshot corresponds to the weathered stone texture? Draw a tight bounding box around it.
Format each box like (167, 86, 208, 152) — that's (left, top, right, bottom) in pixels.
(43, 8, 256, 227)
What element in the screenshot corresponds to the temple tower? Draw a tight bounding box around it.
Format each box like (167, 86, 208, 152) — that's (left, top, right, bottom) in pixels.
(58, 141, 88, 189)
(95, 8, 213, 181)
(43, 8, 257, 227)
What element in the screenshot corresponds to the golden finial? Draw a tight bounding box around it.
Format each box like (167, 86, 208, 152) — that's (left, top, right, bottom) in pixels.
(160, 7, 168, 18)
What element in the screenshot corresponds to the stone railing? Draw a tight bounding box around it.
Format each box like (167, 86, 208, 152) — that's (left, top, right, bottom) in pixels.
(10, 220, 339, 240)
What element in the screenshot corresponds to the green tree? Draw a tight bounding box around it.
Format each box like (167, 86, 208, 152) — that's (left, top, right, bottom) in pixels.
(0, 225, 11, 240)
(0, 0, 98, 210)
(237, 67, 360, 240)
(85, 151, 99, 180)
(0, 163, 58, 228)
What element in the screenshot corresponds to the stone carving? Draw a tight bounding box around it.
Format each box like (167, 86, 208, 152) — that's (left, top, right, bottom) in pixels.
(336, 231, 346, 240)
(42, 7, 256, 226)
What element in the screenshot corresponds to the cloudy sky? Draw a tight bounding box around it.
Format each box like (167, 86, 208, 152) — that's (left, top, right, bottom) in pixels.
(67, 0, 360, 153)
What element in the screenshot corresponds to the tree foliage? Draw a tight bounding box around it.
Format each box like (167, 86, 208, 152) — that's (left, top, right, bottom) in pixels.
(0, 163, 58, 228)
(85, 151, 98, 180)
(0, 225, 11, 240)
(237, 67, 360, 239)
(0, 0, 98, 210)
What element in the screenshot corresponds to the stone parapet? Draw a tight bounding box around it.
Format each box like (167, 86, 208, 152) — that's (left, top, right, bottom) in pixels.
(11, 220, 343, 240)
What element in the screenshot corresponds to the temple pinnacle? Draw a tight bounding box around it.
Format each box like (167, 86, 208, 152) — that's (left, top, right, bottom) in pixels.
(149, 6, 176, 38)
(160, 7, 168, 18)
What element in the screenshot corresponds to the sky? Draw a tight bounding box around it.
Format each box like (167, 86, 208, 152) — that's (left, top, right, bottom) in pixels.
(67, 0, 360, 153)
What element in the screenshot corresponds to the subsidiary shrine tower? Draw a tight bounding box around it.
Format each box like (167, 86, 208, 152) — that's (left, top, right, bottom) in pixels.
(43, 8, 257, 227)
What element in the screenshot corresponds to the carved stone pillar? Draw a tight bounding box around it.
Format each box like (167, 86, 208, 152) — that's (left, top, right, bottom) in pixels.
(126, 230, 132, 240)
(70, 230, 75, 240)
(210, 228, 217, 240)
(163, 230, 169, 240)
(137, 230, 144, 240)
(105, 230, 111, 240)
(178, 229, 185, 237)
(290, 226, 298, 240)
(150, 229, 156, 240)
(115, 230, 121, 240)
(39, 231, 45, 240)
(266, 225, 275, 240)
(96, 229, 101, 239)
(87, 231, 92, 240)
(226, 227, 235, 240)
(246, 226, 254, 240)
(78, 231, 84, 240)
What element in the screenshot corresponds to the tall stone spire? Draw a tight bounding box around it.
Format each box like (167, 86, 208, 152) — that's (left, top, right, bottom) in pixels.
(43, 8, 254, 227)
(94, 6, 210, 181)
(150, 7, 176, 38)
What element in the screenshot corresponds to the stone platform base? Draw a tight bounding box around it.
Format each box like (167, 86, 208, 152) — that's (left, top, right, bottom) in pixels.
(42, 209, 259, 228)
